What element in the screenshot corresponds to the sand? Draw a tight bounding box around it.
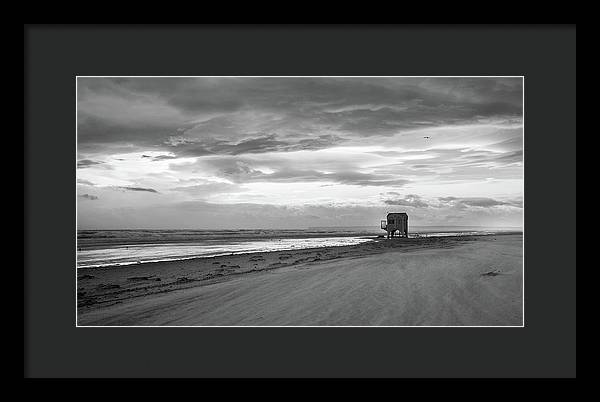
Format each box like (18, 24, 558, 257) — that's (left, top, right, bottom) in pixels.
(77, 233, 523, 326)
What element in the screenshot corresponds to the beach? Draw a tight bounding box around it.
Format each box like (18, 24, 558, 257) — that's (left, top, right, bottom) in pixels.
(77, 233, 523, 326)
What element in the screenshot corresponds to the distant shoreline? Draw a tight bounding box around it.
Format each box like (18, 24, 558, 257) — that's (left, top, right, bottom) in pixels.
(77, 231, 521, 271)
(77, 230, 523, 269)
(77, 228, 523, 248)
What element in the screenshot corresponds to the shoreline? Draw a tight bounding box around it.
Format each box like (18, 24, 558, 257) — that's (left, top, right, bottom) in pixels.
(77, 233, 523, 326)
(77, 232, 522, 316)
(77, 230, 523, 268)
(76, 229, 523, 251)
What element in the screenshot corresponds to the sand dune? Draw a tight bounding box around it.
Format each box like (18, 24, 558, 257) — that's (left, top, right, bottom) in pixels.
(77, 234, 523, 326)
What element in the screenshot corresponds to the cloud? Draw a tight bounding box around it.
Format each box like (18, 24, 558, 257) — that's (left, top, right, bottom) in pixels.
(77, 179, 95, 186)
(212, 134, 288, 155)
(77, 159, 104, 168)
(165, 133, 345, 158)
(76, 77, 523, 229)
(254, 168, 409, 187)
(383, 194, 429, 208)
(180, 157, 410, 187)
(169, 182, 242, 196)
(79, 194, 98, 200)
(117, 186, 159, 193)
(438, 196, 523, 208)
(274, 170, 410, 187)
(77, 77, 523, 156)
(151, 155, 178, 161)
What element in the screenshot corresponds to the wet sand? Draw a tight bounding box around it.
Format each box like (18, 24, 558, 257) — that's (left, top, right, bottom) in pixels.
(77, 233, 523, 326)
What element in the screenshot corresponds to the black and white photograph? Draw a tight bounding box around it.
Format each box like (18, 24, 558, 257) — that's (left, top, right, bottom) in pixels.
(76, 76, 524, 326)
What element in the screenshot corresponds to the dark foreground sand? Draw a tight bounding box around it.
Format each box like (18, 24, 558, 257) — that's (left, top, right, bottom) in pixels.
(77, 233, 523, 326)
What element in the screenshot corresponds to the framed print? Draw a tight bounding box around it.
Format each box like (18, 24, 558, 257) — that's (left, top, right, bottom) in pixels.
(25, 24, 576, 378)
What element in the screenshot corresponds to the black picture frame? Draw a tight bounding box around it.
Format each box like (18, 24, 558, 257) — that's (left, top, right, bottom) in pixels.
(24, 24, 576, 378)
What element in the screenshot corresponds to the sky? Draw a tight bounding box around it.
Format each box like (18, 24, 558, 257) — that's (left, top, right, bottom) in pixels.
(77, 77, 523, 229)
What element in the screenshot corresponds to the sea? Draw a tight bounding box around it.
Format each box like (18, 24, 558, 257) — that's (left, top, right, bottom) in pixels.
(76, 226, 522, 269)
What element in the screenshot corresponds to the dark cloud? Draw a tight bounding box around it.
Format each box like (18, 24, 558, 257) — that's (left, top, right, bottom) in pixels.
(77, 77, 523, 155)
(92, 77, 246, 113)
(118, 186, 159, 193)
(460, 198, 506, 207)
(169, 94, 244, 113)
(77, 159, 104, 168)
(418, 77, 523, 106)
(165, 133, 345, 158)
(215, 134, 288, 155)
(79, 194, 98, 200)
(293, 134, 344, 150)
(151, 155, 178, 161)
(334, 103, 520, 136)
(77, 114, 181, 151)
(493, 150, 523, 163)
